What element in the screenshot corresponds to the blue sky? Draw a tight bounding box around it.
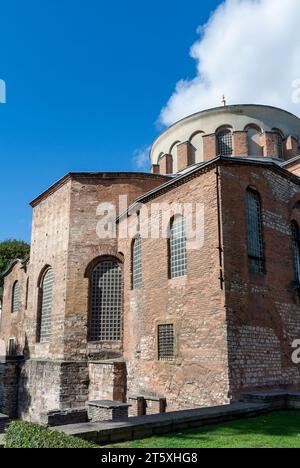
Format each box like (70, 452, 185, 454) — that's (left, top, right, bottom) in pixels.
(0, 0, 220, 242)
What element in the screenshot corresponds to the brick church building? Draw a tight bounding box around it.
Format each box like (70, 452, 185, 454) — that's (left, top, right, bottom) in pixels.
(1, 104, 300, 423)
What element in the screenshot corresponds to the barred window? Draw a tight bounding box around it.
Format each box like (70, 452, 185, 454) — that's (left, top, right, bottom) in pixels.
(169, 215, 187, 279)
(217, 129, 233, 156)
(132, 236, 142, 290)
(39, 268, 54, 343)
(291, 221, 300, 284)
(11, 281, 20, 314)
(89, 260, 123, 341)
(8, 338, 16, 356)
(158, 324, 175, 361)
(274, 131, 284, 159)
(246, 189, 265, 273)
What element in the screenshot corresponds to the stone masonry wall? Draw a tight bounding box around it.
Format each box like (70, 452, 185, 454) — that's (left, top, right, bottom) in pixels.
(220, 163, 300, 399)
(0, 360, 19, 418)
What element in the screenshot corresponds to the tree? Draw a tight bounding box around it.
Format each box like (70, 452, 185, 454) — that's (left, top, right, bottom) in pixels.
(0, 239, 30, 299)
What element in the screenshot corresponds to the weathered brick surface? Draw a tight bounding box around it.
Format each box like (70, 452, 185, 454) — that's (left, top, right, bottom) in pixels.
(203, 134, 217, 160)
(159, 155, 173, 175)
(285, 136, 299, 160)
(233, 131, 248, 156)
(2, 148, 300, 423)
(220, 163, 300, 399)
(261, 132, 280, 158)
(1, 261, 28, 354)
(119, 168, 230, 412)
(177, 142, 192, 171)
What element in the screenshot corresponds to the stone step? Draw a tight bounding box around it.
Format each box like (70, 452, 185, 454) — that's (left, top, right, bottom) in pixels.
(54, 401, 270, 445)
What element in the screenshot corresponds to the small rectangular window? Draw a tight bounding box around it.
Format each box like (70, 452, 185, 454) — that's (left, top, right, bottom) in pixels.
(158, 324, 175, 361)
(8, 338, 16, 356)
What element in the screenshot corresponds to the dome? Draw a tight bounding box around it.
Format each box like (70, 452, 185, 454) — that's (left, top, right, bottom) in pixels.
(151, 104, 300, 174)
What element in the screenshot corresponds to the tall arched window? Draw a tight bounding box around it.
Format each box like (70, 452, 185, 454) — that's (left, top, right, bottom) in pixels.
(169, 215, 187, 278)
(291, 221, 300, 284)
(89, 259, 123, 342)
(273, 130, 284, 159)
(11, 281, 20, 314)
(132, 236, 142, 290)
(217, 128, 233, 156)
(246, 189, 265, 273)
(38, 267, 54, 343)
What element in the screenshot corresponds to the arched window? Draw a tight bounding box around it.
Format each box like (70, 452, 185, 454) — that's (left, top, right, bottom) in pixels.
(169, 215, 187, 278)
(245, 125, 263, 157)
(11, 281, 20, 314)
(273, 130, 284, 159)
(132, 236, 142, 290)
(246, 189, 265, 273)
(217, 128, 233, 156)
(89, 259, 123, 342)
(291, 221, 300, 284)
(38, 267, 54, 343)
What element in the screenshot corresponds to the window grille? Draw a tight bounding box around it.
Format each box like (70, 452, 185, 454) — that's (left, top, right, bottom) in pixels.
(158, 324, 175, 361)
(12, 282, 20, 314)
(246, 189, 265, 273)
(132, 236, 142, 290)
(90, 260, 123, 341)
(8, 338, 16, 356)
(292, 222, 300, 284)
(169, 216, 187, 278)
(275, 132, 284, 159)
(217, 130, 233, 156)
(39, 268, 54, 343)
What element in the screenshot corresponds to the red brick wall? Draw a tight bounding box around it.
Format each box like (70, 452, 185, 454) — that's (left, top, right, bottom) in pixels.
(285, 136, 299, 160)
(261, 132, 279, 158)
(177, 143, 191, 172)
(119, 168, 230, 411)
(203, 134, 217, 161)
(233, 131, 248, 156)
(159, 155, 173, 174)
(220, 163, 300, 399)
(1, 262, 28, 355)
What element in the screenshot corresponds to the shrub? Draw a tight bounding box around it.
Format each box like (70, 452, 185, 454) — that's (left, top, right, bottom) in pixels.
(4, 421, 96, 449)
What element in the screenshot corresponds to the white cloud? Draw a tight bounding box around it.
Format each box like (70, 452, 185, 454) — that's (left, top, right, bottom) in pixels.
(132, 146, 150, 171)
(159, 0, 300, 126)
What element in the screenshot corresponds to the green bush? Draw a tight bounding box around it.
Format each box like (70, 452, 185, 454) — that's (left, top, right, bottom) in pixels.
(4, 421, 96, 449)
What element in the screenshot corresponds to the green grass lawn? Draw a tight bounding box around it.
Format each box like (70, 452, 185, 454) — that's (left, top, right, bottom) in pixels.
(111, 412, 300, 448)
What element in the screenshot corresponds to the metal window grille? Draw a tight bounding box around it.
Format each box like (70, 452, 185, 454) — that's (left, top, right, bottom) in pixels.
(158, 324, 175, 361)
(217, 130, 233, 156)
(39, 268, 54, 343)
(170, 216, 187, 278)
(12, 282, 20, 314)
(292, 222, 300, 283)
(8, 338, 16, 356)
(90, 260, 123, 341)
(276, 133, 284, 159)
(246, 189, 265, 273)
(132, 237, 142, 290)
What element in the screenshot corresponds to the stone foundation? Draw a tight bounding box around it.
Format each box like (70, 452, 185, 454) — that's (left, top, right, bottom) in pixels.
(18, 359, 89, 422)
(87, 400, 130, 422)
(0, 357, 21, 418)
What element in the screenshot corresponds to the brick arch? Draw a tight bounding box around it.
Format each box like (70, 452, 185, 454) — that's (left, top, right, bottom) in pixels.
(244, 123, 263, 133)
(84, 254, 124, 279)
(36, 264, 52, 287)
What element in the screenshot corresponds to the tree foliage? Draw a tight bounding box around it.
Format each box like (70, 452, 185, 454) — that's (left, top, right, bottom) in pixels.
(0, 239, 30, 299)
